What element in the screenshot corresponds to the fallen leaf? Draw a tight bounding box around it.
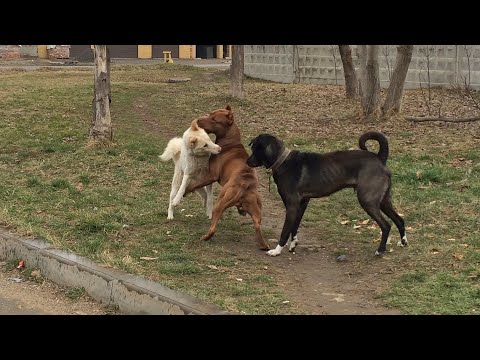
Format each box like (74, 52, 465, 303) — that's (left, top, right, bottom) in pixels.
(166, 231, 171, 235)
(263, 266, 268, 270)
(152, 250, 158, 254)
(140, 256, 158, 261)
(282, 300, 290, 304)
(406, 226, 413, 231)
(453, 254, 464, 261)
(429, 201, 437, 205)
(185, 214, 193, 217)
(447, 238, 456, 241)
(7, 277, 23, 283)
(468, 274, 478, 279)
(235, 278, 243, 282)
(360, 219, 370, 225)
(340, 220, 350, 225)
(353, 225, 361, 229)
(207, 265, 218, 270)
(460, 244, 469, 248)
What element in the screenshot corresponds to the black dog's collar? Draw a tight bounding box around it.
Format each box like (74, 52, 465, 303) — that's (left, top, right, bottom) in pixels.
(267, 148, 291, 173)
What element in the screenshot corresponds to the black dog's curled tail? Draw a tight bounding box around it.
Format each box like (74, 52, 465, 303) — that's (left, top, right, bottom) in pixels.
(359, 131, 389, 164)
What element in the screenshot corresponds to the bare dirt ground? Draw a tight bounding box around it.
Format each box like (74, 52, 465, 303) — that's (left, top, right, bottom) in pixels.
(0, 261, 114, 315)
(230, 182, 401, 315)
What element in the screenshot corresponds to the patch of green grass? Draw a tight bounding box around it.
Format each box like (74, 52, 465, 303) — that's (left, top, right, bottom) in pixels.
(50, 179, 70, 190)
(78, 174, 91, 185)
(26, 176, 41, 187)
(64, 287, 86, 301)
(382, 271, 480, 314)
(0, 64, 478, 315)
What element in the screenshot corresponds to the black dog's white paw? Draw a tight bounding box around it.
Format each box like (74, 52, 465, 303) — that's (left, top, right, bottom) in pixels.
(397, 235, 408, 247)
(267, 245, 283, 257)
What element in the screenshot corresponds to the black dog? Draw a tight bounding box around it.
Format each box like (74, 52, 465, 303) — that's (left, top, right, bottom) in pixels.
(246, 132, 407, 257)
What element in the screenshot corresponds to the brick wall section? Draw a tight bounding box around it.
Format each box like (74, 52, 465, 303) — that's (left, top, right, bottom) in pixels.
(0, 45, 21, 58)
(244, 45, 480, 90)
(48, 45, 70, 59)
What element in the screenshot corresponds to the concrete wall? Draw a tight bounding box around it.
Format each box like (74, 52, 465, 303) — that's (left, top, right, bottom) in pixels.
(244, 45, 480, 90)
(244, 45, 295, 83)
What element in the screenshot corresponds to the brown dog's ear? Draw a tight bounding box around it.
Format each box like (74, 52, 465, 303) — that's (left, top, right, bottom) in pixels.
(191, 119, 199, 131)
(189, 136, 198, 148)
(225, 105, 232, 111)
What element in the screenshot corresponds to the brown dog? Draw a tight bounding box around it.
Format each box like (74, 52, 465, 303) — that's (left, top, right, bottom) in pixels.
(184, 105, 270, 251)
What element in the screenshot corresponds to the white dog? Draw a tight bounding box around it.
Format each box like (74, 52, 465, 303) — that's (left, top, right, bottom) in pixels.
(160, 119, 221, 220)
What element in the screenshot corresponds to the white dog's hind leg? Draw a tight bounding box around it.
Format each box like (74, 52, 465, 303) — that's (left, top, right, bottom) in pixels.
(196, 187, 208, 208)
(205, 184, 213, 219)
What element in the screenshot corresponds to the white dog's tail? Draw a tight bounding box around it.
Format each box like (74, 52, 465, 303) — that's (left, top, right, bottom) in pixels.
(160, 137, 182, 162)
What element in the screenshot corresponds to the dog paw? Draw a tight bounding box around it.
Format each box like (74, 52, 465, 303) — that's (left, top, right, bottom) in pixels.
(397, 237, 408, 247)
(375, 250, 385, 256)
(266, 245, 283, 257)
(167, 214, 174, 220)
(200, 233, 214, 242)
(288, 236, 298, 252)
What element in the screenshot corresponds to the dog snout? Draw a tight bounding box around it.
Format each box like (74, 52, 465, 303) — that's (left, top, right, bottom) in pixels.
(215, 145, 222, 153)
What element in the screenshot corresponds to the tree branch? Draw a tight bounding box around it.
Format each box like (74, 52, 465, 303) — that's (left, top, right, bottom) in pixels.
(405, 116, 480, 123)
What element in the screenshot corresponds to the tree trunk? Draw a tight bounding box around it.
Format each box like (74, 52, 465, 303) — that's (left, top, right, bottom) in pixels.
(89, 45, 112, 144)
(382, 45, 414, 114)
(107, 45, 112, 104)
(338, 45, 358, 99)
(362, 45, 381, 117)
(230, 45, 244, 98)
(357, 45, 367, 99)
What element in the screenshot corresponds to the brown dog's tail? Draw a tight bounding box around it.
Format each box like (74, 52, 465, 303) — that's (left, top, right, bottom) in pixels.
(359, 131, 389, 164)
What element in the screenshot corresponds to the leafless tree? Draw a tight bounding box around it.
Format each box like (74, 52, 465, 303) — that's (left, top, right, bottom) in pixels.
(418, 45, 436, 116)
(329, 45, 339, 85)
(89, 45, 112, 145)
(230, 45, 244, 98)
(382, 45, 393, 81)
(338, 45, 357, 98)
(382, 45, 414, 114)
(358, 45, 381, 117)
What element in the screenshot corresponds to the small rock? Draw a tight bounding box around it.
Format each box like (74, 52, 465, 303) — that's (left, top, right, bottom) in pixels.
(336, 255, 347, 262)
(167, 78, 191, 83)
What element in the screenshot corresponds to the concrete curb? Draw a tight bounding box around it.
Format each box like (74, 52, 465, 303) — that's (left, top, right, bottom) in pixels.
(0, 228, 230, 315)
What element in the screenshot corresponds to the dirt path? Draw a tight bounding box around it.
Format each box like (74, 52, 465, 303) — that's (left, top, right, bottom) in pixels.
(143, 97, 400, 314)
(231, 179, 401, 314)
(0, 261, 114, 315)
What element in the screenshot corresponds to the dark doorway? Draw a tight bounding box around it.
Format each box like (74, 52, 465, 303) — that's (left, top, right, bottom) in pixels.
(196, 45, 217, 59)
